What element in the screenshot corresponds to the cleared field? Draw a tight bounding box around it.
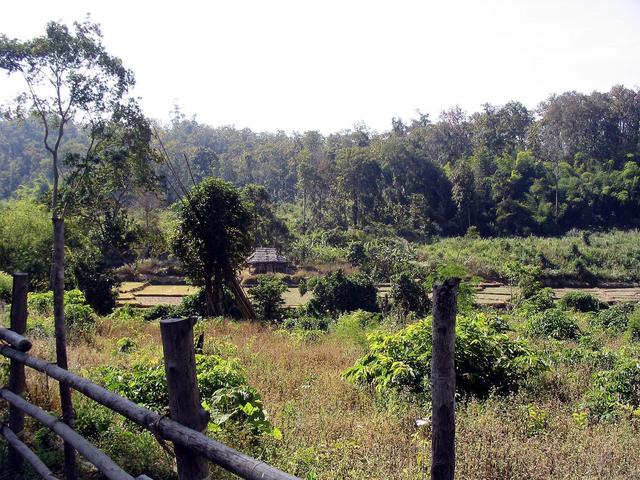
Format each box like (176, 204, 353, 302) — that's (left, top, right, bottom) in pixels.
(282, 288, 312, 306)
(119, 281, 147, 293)
(134, 284, 198, 296)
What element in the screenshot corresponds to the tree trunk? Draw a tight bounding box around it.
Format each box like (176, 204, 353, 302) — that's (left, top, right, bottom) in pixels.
(52, 217, 76, 480)
(203, 277, 216, 317)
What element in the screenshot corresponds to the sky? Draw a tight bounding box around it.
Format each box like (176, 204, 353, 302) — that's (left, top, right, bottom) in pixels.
(1, 0, 639, 133)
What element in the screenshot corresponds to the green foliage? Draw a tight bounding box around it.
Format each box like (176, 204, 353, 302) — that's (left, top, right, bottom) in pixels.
(585, 358, 640, 421)
(142, 304, 175, 321)
(172, 177, 254, 316)
(517, 287, 556, 316)
(526, 308, 581, 340)
(627, 307, 640, 342)
(0, 199, 51, 288)
(249, 276, 288, 321)
(425, 264, 477, 312)
(97, 354, 277, 436)
(0, 271, 11, 303)
(64, 303, 96, 332)
(358, 238, 416, 282)
(559, 291, 608, 312)
(388, 272, 430, 316)
(346, 241, 366, 266)
(306, 270, 377, 317)
(116, 337, 138, 353)
(331, 310, 381, 349)
(27, 289, 96, 334)
(503, 261, 542, 300)
(590, 303, 635, 332)
(344, 313, 545, 397)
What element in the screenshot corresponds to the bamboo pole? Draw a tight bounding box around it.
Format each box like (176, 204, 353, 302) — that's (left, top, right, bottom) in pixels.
(0, 345, 298, 480)
(8, 272, 28, 477)
(160, 318, 209, 480)
(0, 389, 136, 480)
(1, 424, 60, 480)
(431, 278, 460, 480)
(0, 327, 32, 352)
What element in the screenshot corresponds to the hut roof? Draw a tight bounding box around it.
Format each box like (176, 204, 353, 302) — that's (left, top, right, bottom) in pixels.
(247, 247, 289, 264)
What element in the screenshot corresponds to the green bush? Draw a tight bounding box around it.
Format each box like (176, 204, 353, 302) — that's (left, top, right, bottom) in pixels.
(28, 291, 54, 315)
(332, 310, 381, 349)
(0, 271, 11, 303)
(590, 303, 635, 332)
(526, 308, 581, 340)
(96, 354, 278, 437)
(517, 287, 556, 316)
(559, 291, 607, 312)
(343, 313, 546, 397)
(627, 306, 640, 342)
(26, 289, 96, 333)
(64, 303, 96, 332)
(388, 272, 430, 316)
(585, 358, 640, 421)
(116, 337, 138, 354)
(142, 304, 175, 321)
(249, 276, 287, 321)
(306, 270, 377, 316)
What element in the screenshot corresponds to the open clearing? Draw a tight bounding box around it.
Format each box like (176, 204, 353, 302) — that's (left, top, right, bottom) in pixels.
(118, 282, 640, 309)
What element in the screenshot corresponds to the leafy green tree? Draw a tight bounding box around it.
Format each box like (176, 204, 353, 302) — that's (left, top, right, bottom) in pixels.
(306, 270, 377, 316)
(389, 272, 430, 316)
(241, 184, 291, 249)
(173, 178, 254, 316)
(1, 20, 138, 458)
(249, 276, 287, 321)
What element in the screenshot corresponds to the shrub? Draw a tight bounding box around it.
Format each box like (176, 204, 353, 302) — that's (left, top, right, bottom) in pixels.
(627, 306, 640, 342)
(559, 291, 607, 312)
(590, 303, 635, 332)
(526, 308, 581, 340)
(343, 313, 546, 397)
(388, 272, 430, 316)
(585, 358, 640, 421)
(306, 270, 377, 316)
(96, 354, 278, 436)
(28, 291, 54, 315)
(332, 310, 381, 349)
(249, 276, 287, 321)
(116, 337, 138, 354)
(64, 303, 96, 332)
(0, 271, 11, 303)
(346, 241, 367, 266)
(517, 287, 556, 316)
(142, 304, 175, 321)
(283, 315, 331, 331)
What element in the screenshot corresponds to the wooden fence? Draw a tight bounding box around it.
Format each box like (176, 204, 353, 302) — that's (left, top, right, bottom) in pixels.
(0, 273, 298, 480)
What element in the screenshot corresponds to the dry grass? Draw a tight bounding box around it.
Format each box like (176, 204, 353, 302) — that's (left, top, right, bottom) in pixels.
(5, 316, 640, 479)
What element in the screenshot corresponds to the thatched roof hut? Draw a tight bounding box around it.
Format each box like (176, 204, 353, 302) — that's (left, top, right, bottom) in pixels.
(246, 247, 291, 274)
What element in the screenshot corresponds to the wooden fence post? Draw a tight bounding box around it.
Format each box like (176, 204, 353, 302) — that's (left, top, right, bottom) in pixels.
(8, 272, 28, 477)
(160, 318, 210, 480)
(431, 277, 460, 480)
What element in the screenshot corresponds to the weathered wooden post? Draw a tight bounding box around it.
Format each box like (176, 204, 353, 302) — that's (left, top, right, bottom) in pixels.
(160, 318, 210, 480)
(431, 277, 460, 480)
(8, 272, 28, 477)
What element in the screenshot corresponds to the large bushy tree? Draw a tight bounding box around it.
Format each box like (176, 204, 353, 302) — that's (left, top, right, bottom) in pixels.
(173, 178, 254, 316)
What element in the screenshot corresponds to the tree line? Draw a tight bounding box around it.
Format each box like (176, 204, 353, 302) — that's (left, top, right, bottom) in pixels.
(2, 87, 640, 238)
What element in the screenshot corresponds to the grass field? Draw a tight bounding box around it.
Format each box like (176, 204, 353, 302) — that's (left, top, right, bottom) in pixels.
(5, 311, 640, 479)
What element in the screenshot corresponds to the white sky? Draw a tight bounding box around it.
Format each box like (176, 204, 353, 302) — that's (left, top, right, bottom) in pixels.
(1, 0, 639, 133)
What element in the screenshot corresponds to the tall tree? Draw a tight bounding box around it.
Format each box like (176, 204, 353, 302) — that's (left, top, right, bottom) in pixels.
(173, 178, 254, 316)
(0, 19, 136, 477)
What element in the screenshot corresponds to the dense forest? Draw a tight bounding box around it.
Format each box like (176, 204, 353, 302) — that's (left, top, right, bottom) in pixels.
(2, 85, 639, 239)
